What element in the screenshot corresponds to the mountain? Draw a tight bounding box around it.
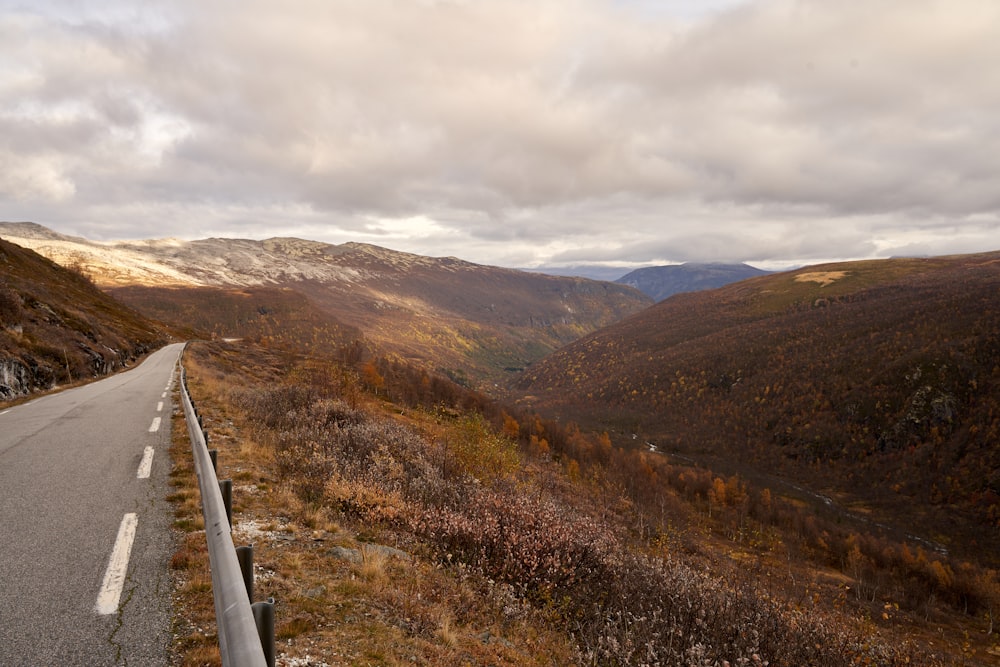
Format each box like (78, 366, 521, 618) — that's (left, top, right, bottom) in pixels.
(516, 252, 1000, 566)
(615, 262, 771, 301)
(523, 264, 632, 282)
(0, 222, 652, 386)
(0, 237, 166, 400)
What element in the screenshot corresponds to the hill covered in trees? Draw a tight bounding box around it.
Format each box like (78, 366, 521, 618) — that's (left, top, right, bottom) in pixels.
(516, 252, 1000, 567)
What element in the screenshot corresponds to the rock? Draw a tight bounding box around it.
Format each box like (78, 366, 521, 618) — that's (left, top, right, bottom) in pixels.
(327, 543, 411, 563)
(363, 544, 411, 561)
(304, 585, 327, 599)
(327, 546, 362, 563)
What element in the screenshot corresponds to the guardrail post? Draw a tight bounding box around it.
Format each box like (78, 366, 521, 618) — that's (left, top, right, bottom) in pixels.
(209, 448, 218, 472)
(252, 598, 276, 667)
(219, 479, 233, 527)
(236, 545, 254, 602)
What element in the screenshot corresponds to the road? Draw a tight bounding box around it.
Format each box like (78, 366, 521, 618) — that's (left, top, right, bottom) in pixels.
(0, 342, 184, 666)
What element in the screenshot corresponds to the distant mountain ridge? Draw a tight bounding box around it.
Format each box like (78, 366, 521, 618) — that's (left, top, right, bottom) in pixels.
(0, 222, 423, 288)
(615, 262, 771, 301)
(523, 265, 632, 282)
(0, 222, 651, 386)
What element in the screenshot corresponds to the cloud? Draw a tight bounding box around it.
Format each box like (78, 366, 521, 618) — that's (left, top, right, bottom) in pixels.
(1, 0, 999, 267)
(0, 151, 77, 201)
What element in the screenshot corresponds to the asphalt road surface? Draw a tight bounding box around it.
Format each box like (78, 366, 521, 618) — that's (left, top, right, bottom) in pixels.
(0, 342, 184, 666)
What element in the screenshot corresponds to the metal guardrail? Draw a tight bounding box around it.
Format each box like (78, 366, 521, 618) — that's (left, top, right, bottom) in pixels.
(179, 357, 274, 667)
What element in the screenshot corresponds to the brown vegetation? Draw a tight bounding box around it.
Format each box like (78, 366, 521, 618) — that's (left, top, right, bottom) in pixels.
(517, 253, 1000, 570)
(74, 232, 652, 387)
(172, 340, 972, 665)
(109, 285, 362, 353)
(11, 224, 996, 662)
(172, 343, 578, 665)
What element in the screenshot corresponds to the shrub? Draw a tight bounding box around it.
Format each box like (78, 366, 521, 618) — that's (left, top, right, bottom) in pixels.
(0, 286, 23, 327)
(231, 364, 933, 666)
(232, 385, 457, 512)
(443, 413, 520, 483)
(412, 487, 616, 604)
(413, 486, 927, 666)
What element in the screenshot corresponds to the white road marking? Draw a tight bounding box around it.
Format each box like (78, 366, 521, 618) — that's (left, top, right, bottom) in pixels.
(0, 410, 9, 415)
(149, 417, 161, 432)
(156, 401, 164, 412)
(95, 513, 138, 615)
(161, 392, 167, 398)
(137, 446, 155, 479)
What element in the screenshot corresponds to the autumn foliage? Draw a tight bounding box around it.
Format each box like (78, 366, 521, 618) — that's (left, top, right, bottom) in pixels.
(518, 254, 1000, 564)
(214, 341, 944, 665)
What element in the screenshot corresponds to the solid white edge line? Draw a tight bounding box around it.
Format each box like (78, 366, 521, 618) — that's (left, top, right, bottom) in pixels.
(137, 446, 155, 479)
(148, 417, 161, 432)
(95, 513, 138, 615)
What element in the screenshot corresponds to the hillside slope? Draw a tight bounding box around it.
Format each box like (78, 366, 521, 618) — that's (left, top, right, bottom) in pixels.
(0, 223, 651, 386)
(517, 252, 1000, 564)
(0, 238, 166, 400)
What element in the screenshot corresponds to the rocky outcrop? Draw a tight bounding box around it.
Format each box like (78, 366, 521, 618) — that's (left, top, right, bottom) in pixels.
(0, 356, 32, 399)
(0, 344, 149, 400)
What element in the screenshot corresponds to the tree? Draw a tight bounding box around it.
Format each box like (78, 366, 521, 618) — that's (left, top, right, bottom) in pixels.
(362, 360, 385, 394)
(502, 411, 520, 439)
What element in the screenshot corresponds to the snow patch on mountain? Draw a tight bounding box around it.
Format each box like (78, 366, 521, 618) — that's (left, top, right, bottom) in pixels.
(0, 223, 368, 287)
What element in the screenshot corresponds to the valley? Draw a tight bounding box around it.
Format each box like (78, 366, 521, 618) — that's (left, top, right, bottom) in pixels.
(516, 252, 1000, 568)
(2, 224, 999, 664)
(0, 222, 650, 387)
(7, 1, 998, 664)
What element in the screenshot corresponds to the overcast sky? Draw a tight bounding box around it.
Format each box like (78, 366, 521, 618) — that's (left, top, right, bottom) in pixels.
(2, 0, 998, 270)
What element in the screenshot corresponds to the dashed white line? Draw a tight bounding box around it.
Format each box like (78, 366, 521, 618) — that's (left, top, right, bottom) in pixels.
(161, 392, 167, 399)
(137, 446, 155, 479)
(95, 513, 138, 615)
(148, 417, 161, 432)
(0, 410, 9, 416)
(156, 401, 164, 412)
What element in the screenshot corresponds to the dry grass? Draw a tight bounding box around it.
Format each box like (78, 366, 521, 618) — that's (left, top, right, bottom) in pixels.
(168, 341, 967, 666)
(169, 342, 577, 666)
(359, 546, 389, 583)
(794, 270, 850, 286)
(435, 611, 459, 647)
(168, 386, 222, 666)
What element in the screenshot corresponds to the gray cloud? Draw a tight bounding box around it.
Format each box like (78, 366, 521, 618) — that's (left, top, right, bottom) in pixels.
(2, 0, 999, 268)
